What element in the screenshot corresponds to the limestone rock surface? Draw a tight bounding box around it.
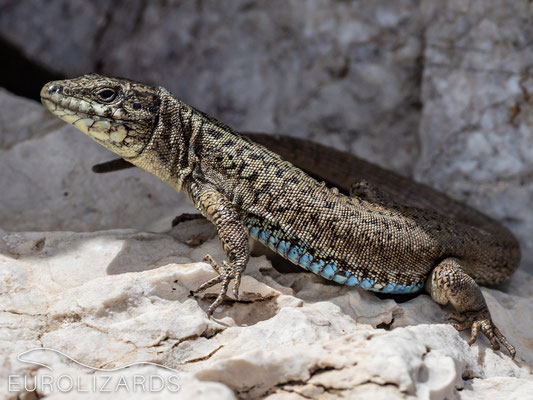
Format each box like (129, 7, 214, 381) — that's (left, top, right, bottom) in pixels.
(1, 225, 532, 399)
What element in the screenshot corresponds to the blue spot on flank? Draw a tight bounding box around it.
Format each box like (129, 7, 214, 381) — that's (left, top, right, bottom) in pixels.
(249, 226, 260, 239)
(362, 282, 424, 294)
(299, 253, 313, 268)
(267, 235, 279, 251)
(360, 279, 374, 289)
(321, 263, 337, 279)
(392, 284, 409, 294)
(277, 240, 290, 257)
(333, 274, 348, 284)
(346, 275, 359, 286)
(287, 247, 302, 263)
(259, 230, 270, 243)
(382, 283, 396, 293)
(397, 283, 423, 294)
(309, 260, 325, 274)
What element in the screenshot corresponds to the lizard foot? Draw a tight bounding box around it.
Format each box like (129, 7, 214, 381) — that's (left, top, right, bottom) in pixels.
(427, 258, 517, 359)
(193, 254, 243, 316)
(445, 309, 516, 359)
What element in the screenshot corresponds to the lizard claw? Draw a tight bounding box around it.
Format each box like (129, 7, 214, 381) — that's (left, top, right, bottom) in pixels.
(445, 309, 515, 359)
(193, 254, 243, 317)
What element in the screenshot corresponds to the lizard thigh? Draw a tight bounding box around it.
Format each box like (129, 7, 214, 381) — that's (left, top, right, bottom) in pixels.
(425, 257, 515, 358)
(349, 179, 397, 207)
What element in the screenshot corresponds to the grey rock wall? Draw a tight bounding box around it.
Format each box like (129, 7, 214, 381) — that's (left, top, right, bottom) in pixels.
(417, 0, 533, 268)
(1, 0, 531, 267)
(0, 0, 426, 174)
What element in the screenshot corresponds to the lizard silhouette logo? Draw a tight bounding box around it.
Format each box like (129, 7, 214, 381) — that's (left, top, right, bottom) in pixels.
(9, 347, 181, 394)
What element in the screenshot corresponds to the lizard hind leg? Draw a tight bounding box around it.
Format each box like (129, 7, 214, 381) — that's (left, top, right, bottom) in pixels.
(425, 257, 516, 358)
(350, 179, 397, 207)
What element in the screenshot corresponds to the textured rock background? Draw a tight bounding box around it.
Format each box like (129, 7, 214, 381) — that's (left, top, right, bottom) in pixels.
(1, 0, 533, 398)
(0, 0, 427, 173)
(417, 1, 533, 269)
(0, 0, 532, 266)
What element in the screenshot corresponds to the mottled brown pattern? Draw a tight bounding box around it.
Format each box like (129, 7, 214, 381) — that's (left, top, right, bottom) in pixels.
(41, 74, 520, 357)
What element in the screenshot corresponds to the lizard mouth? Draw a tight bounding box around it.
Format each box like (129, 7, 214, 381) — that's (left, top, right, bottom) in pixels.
(41, 96, 130, 142)
(40, 82, 128, 123)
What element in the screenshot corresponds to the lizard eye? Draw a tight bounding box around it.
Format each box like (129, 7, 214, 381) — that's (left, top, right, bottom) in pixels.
(96, 88, 117, 103)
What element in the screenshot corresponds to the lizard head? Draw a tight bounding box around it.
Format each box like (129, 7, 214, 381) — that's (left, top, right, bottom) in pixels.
(41, 73, 161, 159)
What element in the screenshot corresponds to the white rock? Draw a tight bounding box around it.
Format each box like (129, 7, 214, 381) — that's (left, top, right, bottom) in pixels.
(1, 226, 531, 399)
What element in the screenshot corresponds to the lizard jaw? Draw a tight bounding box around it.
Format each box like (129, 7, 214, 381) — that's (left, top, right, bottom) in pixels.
(40, 81, 146, 158)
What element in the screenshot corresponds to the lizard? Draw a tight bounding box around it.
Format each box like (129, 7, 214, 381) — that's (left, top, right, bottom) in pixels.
(40, 73, 521, 358)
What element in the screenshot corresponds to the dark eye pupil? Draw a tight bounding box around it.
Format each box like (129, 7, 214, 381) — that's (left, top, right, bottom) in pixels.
(98, 89, 116, 101)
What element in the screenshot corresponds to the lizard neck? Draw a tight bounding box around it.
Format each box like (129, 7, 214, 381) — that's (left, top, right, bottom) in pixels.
(130, 88, 200, 192)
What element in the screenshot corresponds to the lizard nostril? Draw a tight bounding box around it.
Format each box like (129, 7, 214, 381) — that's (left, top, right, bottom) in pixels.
(47, 84, 62, 94)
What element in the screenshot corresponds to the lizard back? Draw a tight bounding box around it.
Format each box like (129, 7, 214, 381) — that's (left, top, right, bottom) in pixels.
(193, 125, 519, 292)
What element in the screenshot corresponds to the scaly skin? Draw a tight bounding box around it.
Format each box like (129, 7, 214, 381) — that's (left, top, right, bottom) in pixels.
(40, 74, 520, 358)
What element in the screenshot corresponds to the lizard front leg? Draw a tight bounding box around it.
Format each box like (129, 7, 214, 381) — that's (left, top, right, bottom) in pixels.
(186, 182, 250, 316)
(425, 257, 515, 358)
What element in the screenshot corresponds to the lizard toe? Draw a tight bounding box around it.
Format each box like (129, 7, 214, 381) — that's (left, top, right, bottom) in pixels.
(449, 320, 473, 331)
(194, 275, 223, 294)
(206, 273, 232, 316)
(203, 254, 224, 275)
(447, 310, 515, 358)
(232, 272, 242, 299)
(494, 326, 516, 359)
(196, 256, 245, 316)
